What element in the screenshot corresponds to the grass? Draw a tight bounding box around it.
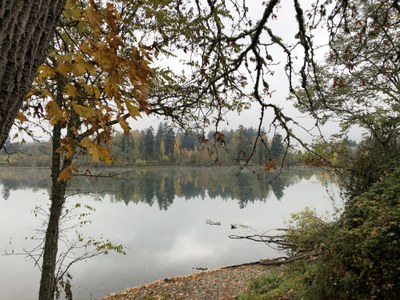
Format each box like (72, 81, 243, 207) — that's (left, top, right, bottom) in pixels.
(236, 259, 327, 300)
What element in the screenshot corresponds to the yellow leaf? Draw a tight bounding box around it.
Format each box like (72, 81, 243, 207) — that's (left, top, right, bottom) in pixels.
(83, 84, 101, 99)
(71, 55, 96, 76)
(72, 7, 82, 20)
(80, 138, 92, 148)
(25, 90, 34, 99)
(125, 100, 140, 119)
(72, 62, 88, 76)
(104, 76, 120, 97)
(371, 227, 378, 236)
(56, 137, 75, 159)
(80, 138, 112, 164)
(80, 42, 93, 54)
(83, 4, 102, 38)
(38, 65, 55, 81)
(43, 89, 54, 99)
(16, 112, 28, 122)
(56, 63, 71, 75)
(57, 163, 78, 182)
(64, 84, 78, 97)
(80, 138, 100, 162)
(93, 86, 101, 99)
(72, 102, 96, 118)
(97, 145, 113, 164)
(46, 101, 65, 125)
(117, 116, 130, 134)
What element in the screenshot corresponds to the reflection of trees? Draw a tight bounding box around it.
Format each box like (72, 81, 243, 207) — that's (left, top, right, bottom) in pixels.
(2, 182, 10, 200)
(0, 167, 324, 209)
(0, 168, 50, 200)
(270, 177, 285, 200)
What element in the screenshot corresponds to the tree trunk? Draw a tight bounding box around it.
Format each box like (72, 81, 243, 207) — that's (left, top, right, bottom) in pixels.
(0, 0, 66, 148)
(38, 182, 66, 300)
(38, 104, 68, 300)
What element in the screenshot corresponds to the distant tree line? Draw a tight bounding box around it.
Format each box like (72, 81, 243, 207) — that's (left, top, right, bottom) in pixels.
(107, 123, 304, 166)
(1, 123, 304, 167)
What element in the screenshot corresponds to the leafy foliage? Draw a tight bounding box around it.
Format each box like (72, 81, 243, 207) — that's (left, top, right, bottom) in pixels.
(339, 137, 400, 200)
(23, 0, 154, 181)
(302, 138, 353, 168)
(20, 1, 155, 298)
(240, 169, 400, 300)
(311, 169, 400, 299)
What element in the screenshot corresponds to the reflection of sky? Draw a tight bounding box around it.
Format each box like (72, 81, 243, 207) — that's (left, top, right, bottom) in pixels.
(0, 174, 342, 300)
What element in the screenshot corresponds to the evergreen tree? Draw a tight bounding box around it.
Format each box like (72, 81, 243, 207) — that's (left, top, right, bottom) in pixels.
(270, 134, 284, 161)
(164, 126, 176, 160)
(141, 128, 155, 161)
(154, 123, 166, 160)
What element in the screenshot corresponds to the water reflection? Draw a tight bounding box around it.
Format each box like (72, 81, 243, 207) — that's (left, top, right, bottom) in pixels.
(0, 167, 338, 300)
(0, 167, 321, 208)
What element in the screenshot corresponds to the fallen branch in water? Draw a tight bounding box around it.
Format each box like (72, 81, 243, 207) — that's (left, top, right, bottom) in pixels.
(229, 233, 296, 251)
(222, 253, 311, 269)
(259, 253, 311, 265)
(228, 229, 321, 268)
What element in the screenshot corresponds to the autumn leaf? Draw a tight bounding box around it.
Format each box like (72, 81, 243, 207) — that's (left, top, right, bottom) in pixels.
(16, 112, 28, 122)
(125, 100, 140, 119)
(80, 138, 112, 164)
(46, 101, 65, 125)
(264, 159, 277, 172)
(57, 163, 78, 182)
(104, 76, 120, 97)
(83, 84, 101, 99)
(72, 102, 96, 119)
(97, 145, 113, 164)
(42, 89, 55, 99)
(64, 84, 79, 97)
(56, 137, 75, 159)
(72, 7, 82, 20)
(56, 63, 71, 75)
(72, 54, 96, 76)
(117, 115, 130, 134)
(37, 65, 56, 81)
(80, 138, 100, 162)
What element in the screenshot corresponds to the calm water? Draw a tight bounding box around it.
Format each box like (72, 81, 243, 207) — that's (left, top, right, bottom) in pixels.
(0, 167, 341, 300)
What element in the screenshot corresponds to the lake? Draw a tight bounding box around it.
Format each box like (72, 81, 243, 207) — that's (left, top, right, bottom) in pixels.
(0, 167, 341, 300)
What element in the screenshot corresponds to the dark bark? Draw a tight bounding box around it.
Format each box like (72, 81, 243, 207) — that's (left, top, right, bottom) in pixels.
(38, 180, 67, 300)
(38, 114, 68, 300)
(38, 76, 69, 300)
(0, 0, 67, 148)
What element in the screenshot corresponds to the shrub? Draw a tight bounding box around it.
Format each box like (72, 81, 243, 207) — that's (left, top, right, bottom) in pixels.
(240, 169, 400, 299)
(311, 168, 400, 299)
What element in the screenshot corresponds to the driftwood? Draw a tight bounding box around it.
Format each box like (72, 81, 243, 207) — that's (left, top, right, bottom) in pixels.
(229, 233, 296, 251)
(228, 232, 315, 268)
(222, 252, 310, 270)
(205, 219, 221, 226)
